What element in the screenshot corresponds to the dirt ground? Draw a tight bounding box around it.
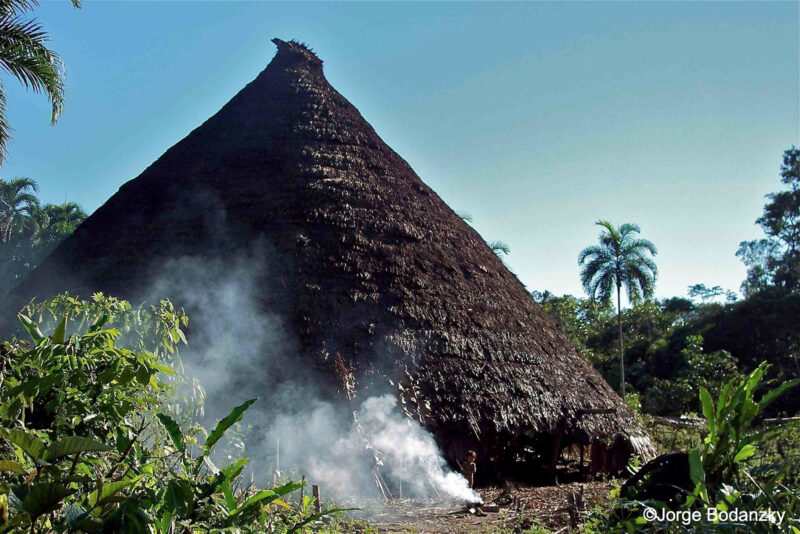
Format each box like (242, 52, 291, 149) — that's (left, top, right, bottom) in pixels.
(340, 481, 613, 534)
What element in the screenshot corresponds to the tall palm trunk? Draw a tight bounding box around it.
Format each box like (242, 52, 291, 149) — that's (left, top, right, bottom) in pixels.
(617, 282, 624, 397)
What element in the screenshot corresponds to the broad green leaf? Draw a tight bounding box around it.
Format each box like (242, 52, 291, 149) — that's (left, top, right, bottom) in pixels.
(89, 314, 109, 332)
(43, 436, 112, 461)
(222, 483, 236, 511)
(688, 449, 707, 501)
(0, 460, 27, 474)
(101, 506, 150, 534)
(220, 458, 249, 481)
(156, 413, 184, 451)
(17, 483, 73, 518)
(17, 314, 44, 344)
(230, 490, 279, 515)
(733, 444, 756, 463)
(716, 380, 733, 418)
(134, 363, 151, 385)
(738, 397, 759, 427)
(203, 399, 257, 456)
(759, 379, 800, 410)
(119, 508, 150, 534)
(65, 504, 88, 526)
(699, 387, 715, 435)
(88, 478, 138, 507)
(117, 365, 137, 385)
(163, 479, 193, 518)
(97, 359, 121, 383)
(7, 487, 23, 510)
(151, 363, 176, 375)
(745, 365, 765, 395)
(0, 428, 45, 461)
(272, 480, 304, 497)
(273, 498, 291, 510)
(52, 316, 67, 344)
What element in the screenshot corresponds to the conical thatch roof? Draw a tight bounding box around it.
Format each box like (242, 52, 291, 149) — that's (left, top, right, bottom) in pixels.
(9, 39, 654, 477)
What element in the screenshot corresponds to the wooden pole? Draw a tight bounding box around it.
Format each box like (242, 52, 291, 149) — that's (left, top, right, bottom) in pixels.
(312, 484, 321, 514)
(300, 476, 305, 502)
(399, 458, 403, 499)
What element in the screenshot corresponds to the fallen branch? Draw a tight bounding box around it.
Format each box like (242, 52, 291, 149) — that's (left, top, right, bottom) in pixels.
(651, 415, 800, 429)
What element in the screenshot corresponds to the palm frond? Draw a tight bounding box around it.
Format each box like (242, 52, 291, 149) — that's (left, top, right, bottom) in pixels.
(580, 220, 657, 303)
(592, 270, 616, 304)
(580, 254, 613, 282)
(0, 0, 76, 163)
(618, 222, 641, 238)
(3, 176, 38, 192)
(578, 244, 613, 265)
(489, 240, 510, 256)
(0, 38, 65, 123)
(624, 237, 658, 256)
(0, 79, 10, 162)
(0, 0, 39, 17)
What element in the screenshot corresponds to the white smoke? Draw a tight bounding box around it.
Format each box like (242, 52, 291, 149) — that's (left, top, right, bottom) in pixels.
(357, 395, 482, 503)
(142, 244, 480, 505)
(263, 395, 481, 503)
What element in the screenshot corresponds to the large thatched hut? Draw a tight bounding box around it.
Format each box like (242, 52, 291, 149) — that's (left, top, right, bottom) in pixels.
(9, 39, 654, 480)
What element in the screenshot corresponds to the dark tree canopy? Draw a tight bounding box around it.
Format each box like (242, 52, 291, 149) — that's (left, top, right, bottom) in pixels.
(738, 147, 800, 296)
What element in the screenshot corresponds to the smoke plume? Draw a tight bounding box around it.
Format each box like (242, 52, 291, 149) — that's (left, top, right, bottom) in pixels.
(142, 245, 481, 504)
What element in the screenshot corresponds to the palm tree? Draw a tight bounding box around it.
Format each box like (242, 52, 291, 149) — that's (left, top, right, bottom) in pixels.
(36, 201, 86, 244)
(0, 176, 39, 242)
(0, 0, 80, 163)
(578, 220, 657, 397)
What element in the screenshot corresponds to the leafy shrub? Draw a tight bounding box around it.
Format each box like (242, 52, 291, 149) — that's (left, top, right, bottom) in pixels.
(585, 363, 800, 533)
(0, 295, 339, 533)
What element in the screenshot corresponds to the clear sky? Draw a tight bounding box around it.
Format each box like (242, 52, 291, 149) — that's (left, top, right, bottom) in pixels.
(2, 1, 798, 300)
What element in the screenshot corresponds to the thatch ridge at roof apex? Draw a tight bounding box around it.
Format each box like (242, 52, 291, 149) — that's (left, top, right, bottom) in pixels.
(271, 37, 323, 70)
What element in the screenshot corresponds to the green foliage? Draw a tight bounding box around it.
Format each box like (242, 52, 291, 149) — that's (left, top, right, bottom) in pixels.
(488, 240, 511, 257)
(701, 292, 800, 415)
(535, 289, 742, 417)
(738, 147, 800, 296)
(585, 364, 800, 533)
(692, 363, 798, 491)
(0, 178, 88, 296)
(0, 0, 81, 164)
(687, 284, 737, 304)
(578, 220, 658, 305)
(0, 294, 337, 533)
(533, 291, 611, 357)
(578, 220, 658, 396)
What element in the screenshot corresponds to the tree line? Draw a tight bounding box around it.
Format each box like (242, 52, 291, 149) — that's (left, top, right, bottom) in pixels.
(537, 146, 800, 417)
(0, 177, 87, 296)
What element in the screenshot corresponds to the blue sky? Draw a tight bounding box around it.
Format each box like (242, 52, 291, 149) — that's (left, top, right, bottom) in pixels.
(2, 1, 798, 300)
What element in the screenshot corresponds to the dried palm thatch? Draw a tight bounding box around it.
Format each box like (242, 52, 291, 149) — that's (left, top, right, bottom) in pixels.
(9, 39, 655, 477)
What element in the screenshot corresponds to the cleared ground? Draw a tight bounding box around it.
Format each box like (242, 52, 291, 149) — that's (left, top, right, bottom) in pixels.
(337, 481, 613, 533)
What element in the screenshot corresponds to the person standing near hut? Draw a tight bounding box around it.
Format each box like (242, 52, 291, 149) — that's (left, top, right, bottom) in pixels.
(460, 450, 478, 488)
